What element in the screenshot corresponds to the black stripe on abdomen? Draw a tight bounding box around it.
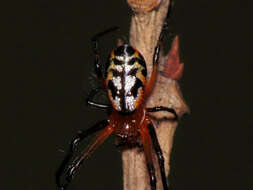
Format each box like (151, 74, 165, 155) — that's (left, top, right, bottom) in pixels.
(130, 78, 144, 98)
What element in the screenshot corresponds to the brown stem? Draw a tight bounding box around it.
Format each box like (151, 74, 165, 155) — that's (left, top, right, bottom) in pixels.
(122, 0, 189, 190)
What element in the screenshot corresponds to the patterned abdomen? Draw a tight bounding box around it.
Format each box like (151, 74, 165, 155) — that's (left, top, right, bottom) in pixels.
(106, 45, 147, 113)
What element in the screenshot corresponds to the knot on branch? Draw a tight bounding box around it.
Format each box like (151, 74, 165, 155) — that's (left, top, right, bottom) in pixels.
(127, 0, 162, 12)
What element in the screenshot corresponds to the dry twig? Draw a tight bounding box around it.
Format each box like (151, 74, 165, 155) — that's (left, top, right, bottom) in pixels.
(122, 0, 189, 189)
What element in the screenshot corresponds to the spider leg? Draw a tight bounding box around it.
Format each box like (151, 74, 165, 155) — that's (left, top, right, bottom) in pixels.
(144, 26, 167, 96)
(55, 120, 109, 190)
(146, 106, 178, 120)
(86, 88, 112, 110)
(148, 122, 169, 190)
(140, 123, 157, 190)
(65, 125, 113, 189)
(91, 26, 119, 88)
(144, 2, 174, 97)
(144, 39, 160, 97)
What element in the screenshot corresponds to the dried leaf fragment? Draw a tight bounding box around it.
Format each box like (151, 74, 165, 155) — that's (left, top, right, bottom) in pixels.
(163, 36, 184, 80)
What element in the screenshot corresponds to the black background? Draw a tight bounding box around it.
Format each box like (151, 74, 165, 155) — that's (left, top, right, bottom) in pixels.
(5, 0, 252, 190)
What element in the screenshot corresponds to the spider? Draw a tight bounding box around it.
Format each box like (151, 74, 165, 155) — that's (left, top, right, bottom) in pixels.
(56, 23, 178, 190)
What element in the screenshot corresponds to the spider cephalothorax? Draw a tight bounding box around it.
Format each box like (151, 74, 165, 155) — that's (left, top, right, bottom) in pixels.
(56, 25, 178, 190)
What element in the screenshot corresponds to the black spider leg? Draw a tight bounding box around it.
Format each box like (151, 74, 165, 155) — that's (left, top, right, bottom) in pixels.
(148, 123, 169, 190)
(146, 0, 175, 95)
(146, 16, 166, 95)
(153, 5, 172, 68)
(85, 27, 119, 111)
(86, 88, 112, 110)
(147, 162, 156, 190)
(146, 106, 178, 120)
(91, 26, 119, 82)
(55, 120, 109, 190)
(158, 0, 174, 43)
(161, 0, 175, 38)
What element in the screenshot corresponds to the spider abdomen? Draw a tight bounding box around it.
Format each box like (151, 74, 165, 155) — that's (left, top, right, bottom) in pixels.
(105, 45, 147, 113)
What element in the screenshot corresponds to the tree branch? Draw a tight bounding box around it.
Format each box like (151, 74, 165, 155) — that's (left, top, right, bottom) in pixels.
(122, 0, 189, 190)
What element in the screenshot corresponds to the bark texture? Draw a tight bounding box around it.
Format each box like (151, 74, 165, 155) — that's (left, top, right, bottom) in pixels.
(122, 0, 189, 190)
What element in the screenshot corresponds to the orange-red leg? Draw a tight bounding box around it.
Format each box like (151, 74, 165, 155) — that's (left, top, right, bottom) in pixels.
(75, 125, 114, 164)
(140, 117, 170, 190)
(140, 119, 157, 190)
(56, 120, 109, 189)
(67, 125, 113, 178)
(57, 123, 114, 190)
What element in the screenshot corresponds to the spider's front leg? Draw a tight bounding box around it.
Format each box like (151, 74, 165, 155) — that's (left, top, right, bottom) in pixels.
(55, 120, 111, 190)
(144, 3, 174, 98)
(86, 27, 120, 110)
(91, 26, 119, 88)
(144, 14, 169, 97)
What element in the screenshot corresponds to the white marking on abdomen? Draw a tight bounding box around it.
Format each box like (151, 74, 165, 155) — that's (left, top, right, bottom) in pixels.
(114, 96, 121, 111)
(125, 96, 136, 111)
(112, 76, 122, 90)
(115, 65, 123, 72)
(125, 75, 136, 92)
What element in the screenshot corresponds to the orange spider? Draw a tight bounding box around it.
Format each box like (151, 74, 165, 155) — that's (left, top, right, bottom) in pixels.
(56, 25, 177, 190)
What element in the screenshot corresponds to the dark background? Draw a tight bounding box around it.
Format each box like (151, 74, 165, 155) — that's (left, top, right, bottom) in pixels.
(5, 0, 252, 190)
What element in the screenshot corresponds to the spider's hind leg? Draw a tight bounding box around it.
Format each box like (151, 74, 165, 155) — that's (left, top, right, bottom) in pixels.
(148, 122, 169, 190)
(140, 117, 171, 190)
(140, 122, 157, 190)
